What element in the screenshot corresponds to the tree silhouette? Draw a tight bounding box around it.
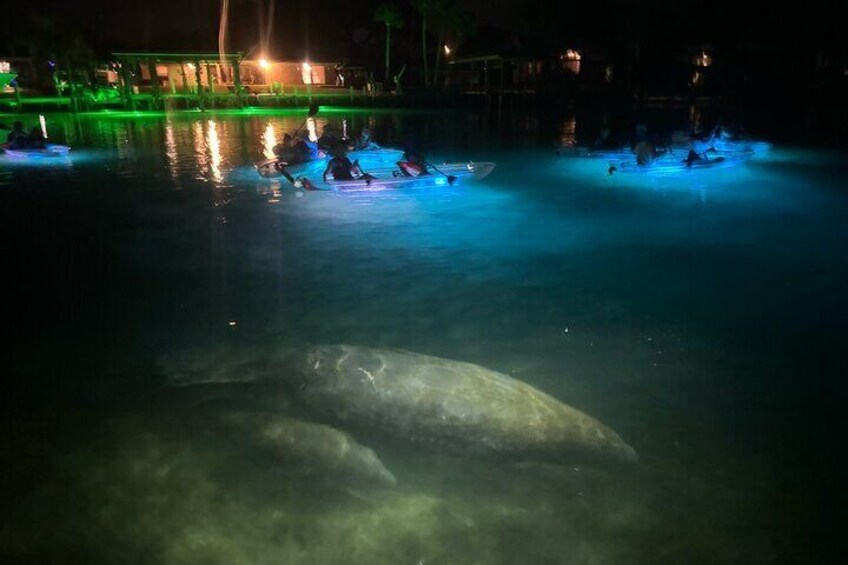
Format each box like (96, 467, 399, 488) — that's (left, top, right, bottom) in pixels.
(411, 0, 437, 87)
(374, 3, 405, 84)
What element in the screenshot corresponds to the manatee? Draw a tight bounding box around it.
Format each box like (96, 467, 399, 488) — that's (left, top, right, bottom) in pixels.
(287, 345, 638, 465)
(163, 344, 638, 465)
(221, 412, 397, 486)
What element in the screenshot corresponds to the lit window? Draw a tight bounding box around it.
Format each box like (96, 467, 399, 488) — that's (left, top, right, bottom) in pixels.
(560, 50, 581, 74)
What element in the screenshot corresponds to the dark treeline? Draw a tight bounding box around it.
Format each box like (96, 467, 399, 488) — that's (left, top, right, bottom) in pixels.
(4, 0, 844, 64)
(2, 0, 846, 139)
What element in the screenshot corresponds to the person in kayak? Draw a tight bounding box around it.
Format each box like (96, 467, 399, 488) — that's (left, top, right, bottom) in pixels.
(5, 121, 28, 149)
(683, 149, 704, 166)
(28, 127, 46, 149)
(317, 124, 344, 153)
(634, 140, 658, 166)
(690, 123, 717, 154)
(353, 127, 380, 151)
(683, 148, 724, 168)
(593, 126, 617, 149)
(269, 134, 297, 176)
(397, 148, 430, 176)
(269, 132, 319, 178)
(272, 133, 294, 159)
(323, 147, 372, 183)
(293, 131, 320, 161)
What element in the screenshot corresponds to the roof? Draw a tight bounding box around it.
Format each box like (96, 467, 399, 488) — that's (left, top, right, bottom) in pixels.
(112, 52, 243, 62)
(451, 30, 559, 64)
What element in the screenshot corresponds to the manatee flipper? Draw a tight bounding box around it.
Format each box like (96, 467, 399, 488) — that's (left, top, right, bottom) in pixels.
(221, 412, 397, 487)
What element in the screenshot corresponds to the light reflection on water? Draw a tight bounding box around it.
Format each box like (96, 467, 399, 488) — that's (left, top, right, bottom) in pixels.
(164, 118, 179, 182)
(2, 110, 844, 565)
(206, 120, 223, 184)
(262, 122, 278, 160)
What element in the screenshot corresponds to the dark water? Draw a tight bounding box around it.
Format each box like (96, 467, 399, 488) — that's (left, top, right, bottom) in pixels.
(1, 108, 845, 564)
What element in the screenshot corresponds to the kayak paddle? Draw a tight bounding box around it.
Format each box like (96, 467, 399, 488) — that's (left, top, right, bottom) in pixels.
(291, 103, 320, 139)
(423, 160, 457, 185)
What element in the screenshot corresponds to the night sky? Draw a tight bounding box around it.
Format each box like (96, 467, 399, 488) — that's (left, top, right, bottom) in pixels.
(4, 0, 846, 62)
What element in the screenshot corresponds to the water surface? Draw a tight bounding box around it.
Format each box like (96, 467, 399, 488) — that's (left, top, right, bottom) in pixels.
(1, 109, 844, 564)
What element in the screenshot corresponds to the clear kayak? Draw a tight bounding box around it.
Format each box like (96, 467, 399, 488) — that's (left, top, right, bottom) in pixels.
(709, 139, 771, 156)
(300, 161, 496, 192)
(666, 139, 771, 159)
(560, 139, 771, 162)
(2, 144, 71, 158)
(255, 147, 404, 179)
(609, 153, 748, 175)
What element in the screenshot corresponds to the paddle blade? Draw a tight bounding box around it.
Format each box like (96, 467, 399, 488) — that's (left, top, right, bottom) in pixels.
(447, 175, 458, 185)
(300, 178, 320, 191)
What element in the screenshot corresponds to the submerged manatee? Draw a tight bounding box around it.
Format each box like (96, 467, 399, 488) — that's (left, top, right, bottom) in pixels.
(288, 345, 638, 465)
(222, 412, 397, 486)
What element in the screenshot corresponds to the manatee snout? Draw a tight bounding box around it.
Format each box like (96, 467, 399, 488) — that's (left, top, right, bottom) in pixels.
(159, 344, 290, 386)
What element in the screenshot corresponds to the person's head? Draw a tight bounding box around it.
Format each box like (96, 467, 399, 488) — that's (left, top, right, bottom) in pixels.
(599, 126, 610, 139)
(331, 146, 347, 159)
(12, 121, 23, 132)
(360, 127, 371, 138)
(30, 127, 42, 137)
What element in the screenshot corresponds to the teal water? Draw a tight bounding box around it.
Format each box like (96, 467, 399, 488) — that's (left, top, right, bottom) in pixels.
(1, 110, 845, 564)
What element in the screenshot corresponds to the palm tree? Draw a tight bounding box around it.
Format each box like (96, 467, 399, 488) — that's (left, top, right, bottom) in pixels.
(411, 0, 436, 87)
(29, 16, 96, 93)
(374, 3, 404, 83)
(431, 0, 457, 89)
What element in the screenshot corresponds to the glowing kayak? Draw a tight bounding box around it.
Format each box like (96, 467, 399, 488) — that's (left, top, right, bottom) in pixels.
(609, 153, 747, 175)
(2, 144, 71, 158)
(666, 139, 771, 159)
(301, 161, 496, 192)
(255, 148, 404, 179)
(710, 139, 771, 156)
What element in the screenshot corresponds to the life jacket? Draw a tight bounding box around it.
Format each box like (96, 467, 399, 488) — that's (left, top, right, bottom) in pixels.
(398, 161, 427, 177)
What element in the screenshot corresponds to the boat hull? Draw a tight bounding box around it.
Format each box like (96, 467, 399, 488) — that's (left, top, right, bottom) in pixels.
(611, 153, 747, 175)
(2, 144, 71, 159)
(309, 162, 496, 192)
(255, 148, 405, 179)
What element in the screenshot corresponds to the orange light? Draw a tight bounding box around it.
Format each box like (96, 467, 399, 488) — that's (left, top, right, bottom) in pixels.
(259, 58, 271, 70)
